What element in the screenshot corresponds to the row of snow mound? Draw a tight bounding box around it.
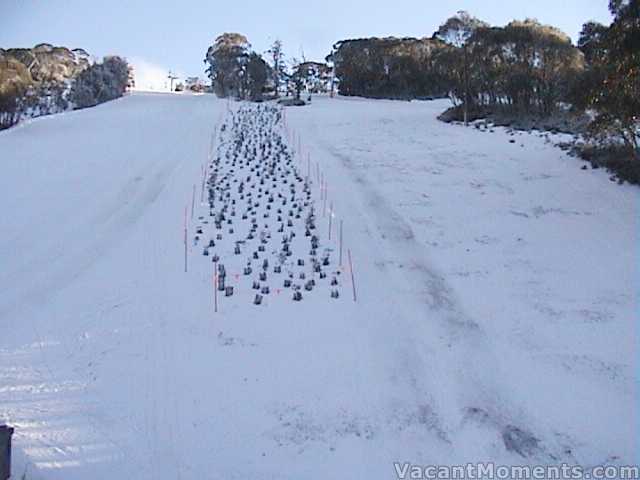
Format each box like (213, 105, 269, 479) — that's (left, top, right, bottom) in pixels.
(191, 103, 344, 306)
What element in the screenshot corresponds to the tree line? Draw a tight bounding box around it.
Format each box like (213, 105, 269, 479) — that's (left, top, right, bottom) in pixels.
(0, 44, 131, 130)
(203, 34, 333, 102)
(330, 1, 638, 160)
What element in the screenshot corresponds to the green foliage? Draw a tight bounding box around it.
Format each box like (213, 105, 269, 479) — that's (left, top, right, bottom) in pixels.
(246, 53, 268, 101)
(69, 56, 129, 109)
(580, 0, 640, 159)
(438, 18, 584, 116)
(204, 33, 269, 101)
(204, 33, 250, 98)
(267, 39, 287, 97)
(331, 37, 450, 99)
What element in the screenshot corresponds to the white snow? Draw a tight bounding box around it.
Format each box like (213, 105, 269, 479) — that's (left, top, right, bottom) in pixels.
(0, 92, 637, 479)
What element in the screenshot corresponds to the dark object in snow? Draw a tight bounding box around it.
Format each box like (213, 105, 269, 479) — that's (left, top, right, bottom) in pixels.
(259, 272, 267, 282)
(274, 265, 282, 273)
(297, 259, 304, 266)
(502, 425, 539, 458)
(331, 277, 338, 286)
(225, 286, 234, 297)
(203, 249, 209, 256)
(244, 267, 252, 275)
(0, 425, 13, 480)
(322, 257, 330, 266)
(293, 291, 303, 301)
(261, 286, 270, 295)
(253, 281, 260, 289)
(209, 240, 215, 247)
(304, 281, 314, 291)
(331, 290, 339, 299)
(278, 98, 307, 107)
(235, 244, 241, 255)
(253, 251, 259, 259)
(254, 294, 263, 305)
(258, 245, 265, 252)
(319, 272, 327, 279)
(284, 279, 292, 288)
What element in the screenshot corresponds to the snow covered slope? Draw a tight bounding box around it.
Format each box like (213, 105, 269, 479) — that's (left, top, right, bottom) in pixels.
(0, 93, 637, 479)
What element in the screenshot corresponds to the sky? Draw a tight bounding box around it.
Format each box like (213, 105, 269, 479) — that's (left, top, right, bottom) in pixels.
(2, 0, 612, 90)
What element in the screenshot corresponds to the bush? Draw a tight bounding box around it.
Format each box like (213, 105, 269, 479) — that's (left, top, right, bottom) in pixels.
(0, 92, 21, 130)
(571, 143, 640, 185)
(69, 56, 129, 109)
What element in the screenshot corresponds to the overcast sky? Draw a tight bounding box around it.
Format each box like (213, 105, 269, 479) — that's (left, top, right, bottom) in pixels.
(2, 0, 612, 88)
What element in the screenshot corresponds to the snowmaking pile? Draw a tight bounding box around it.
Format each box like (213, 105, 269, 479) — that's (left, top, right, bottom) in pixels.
(193, 104, 342, 306)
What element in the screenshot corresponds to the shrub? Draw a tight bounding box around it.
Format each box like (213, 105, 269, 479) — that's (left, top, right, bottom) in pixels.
(69, 56, 129, 109)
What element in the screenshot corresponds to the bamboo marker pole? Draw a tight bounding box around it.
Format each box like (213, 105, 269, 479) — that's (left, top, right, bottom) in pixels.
(191, 184, 196, 220)
(339, 220, 344, 266)
(213, 260, 218, 313)
(328, 202, 333, 240)
(183, 206, 188, 273)
(200, 165, 206, 204)
(323, 188, 328, 217)
(348, 249, 357, 302)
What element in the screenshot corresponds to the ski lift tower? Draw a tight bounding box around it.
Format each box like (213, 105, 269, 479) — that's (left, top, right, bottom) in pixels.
(167, 71, 179, 92)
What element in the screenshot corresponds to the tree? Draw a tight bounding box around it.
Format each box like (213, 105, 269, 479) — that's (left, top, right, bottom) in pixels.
(578, 21, 609, 64)
(204, 33, 250, 98)
(434, 11, 489, 125)
(331, 37, 449, 99)
(69, 56, 129, 109)
(580, 0, 639, 159)
(267, 39, 286, 98)
(245, 53, 268, 101)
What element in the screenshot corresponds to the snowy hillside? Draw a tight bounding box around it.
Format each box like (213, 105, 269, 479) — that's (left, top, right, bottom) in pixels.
(0, 92, 637, 479)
